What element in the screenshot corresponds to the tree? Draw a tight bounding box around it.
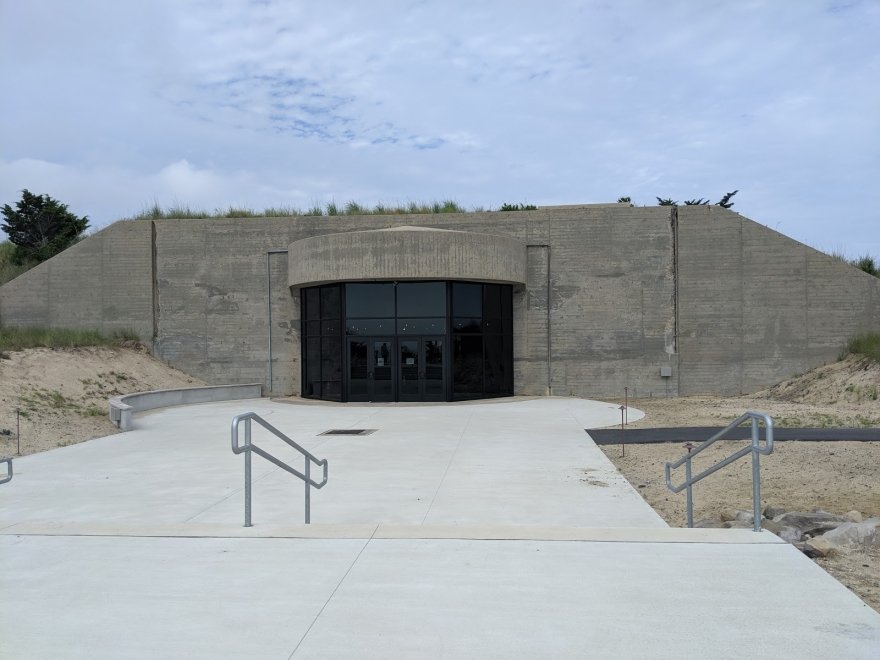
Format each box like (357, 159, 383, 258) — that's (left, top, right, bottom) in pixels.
(1, 190, 89, 265)
(717, 190, 738, 208)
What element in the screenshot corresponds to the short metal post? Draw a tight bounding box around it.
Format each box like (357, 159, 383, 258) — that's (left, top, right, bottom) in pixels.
(304, 459, 311, 524)
(685, 457, 693, 528)
(244, 418, 252, 527)
(16, 409, 20, 455)
(751, 419, 762, 532)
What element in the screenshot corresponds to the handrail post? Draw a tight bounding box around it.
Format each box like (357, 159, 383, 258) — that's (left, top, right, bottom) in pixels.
(685, 457, 693, 528)
(751, 418, 761, 532)
(244, 417, 252, 528)
(305, 458, 311, 524)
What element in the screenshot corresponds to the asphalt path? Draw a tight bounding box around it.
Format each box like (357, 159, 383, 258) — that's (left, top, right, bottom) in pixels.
(587, 427, 880, 445)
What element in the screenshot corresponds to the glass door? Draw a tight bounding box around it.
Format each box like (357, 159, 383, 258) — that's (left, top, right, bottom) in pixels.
(371, 338, 395, 401)
(399, 339, 420, 402)
(422, 337, 444, 401)
(347, 339, 369, 402)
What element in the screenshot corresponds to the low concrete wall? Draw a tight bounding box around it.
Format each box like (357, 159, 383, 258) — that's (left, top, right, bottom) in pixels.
(109, 384, 263, 431)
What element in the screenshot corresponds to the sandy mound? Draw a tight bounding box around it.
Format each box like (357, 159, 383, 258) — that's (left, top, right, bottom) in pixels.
(761, 354, 880, 409)
(0, 346, 204, 456)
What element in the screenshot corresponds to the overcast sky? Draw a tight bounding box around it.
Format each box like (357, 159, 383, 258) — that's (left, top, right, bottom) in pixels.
(1, 0, 878, 257)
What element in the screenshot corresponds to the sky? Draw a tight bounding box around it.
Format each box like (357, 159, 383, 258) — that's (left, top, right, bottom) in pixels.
(1, 0, 878, 257)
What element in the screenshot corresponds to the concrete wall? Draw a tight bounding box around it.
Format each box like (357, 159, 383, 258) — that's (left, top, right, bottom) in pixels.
(0, 221, 153, 339)
(145, 206, 677, 397)
(2, 204, 873, 399)
(677, 206, 880, 395)
(288, 227, 528, 287)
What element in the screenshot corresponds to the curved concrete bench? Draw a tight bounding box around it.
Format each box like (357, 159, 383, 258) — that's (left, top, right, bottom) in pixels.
(109, 384, 263, 431)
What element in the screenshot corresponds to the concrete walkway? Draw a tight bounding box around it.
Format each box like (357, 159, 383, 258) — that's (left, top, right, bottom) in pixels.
(1, 397, 878, 658)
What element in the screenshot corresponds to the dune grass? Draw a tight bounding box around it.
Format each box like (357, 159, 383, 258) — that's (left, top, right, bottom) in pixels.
(843, 332, 880, 363)
(0, 326, 139, 352)
(0, 241, 37, 286)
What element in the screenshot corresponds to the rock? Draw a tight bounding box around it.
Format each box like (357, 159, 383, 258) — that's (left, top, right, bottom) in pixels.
(822, 519, 880, 547)
(778, 526, 804, 543)
(763, 505, 786, 519)
(845, 510, 864, 523)
(735, 510, 755, 523)
(719, 508, 739, 522)
(774, 511, 849, 538)
(761, 519, 782, 535)
(804, 537, 836, 558)
(694, 518, 725, 528)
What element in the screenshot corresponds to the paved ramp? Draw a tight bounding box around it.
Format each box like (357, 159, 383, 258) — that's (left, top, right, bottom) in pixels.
(1, 398, 878, 658)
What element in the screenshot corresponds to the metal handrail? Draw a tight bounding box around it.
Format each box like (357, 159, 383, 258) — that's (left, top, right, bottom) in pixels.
(231, 412, 328, 527)
(665, 411, 773, 532)
(0, 458, 11, 485)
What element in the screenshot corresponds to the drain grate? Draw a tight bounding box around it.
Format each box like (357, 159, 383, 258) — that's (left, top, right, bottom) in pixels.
(319, 429, 376, 436)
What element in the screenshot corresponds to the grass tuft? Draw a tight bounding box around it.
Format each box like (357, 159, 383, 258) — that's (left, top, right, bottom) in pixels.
(0, 326, 140, 352)
(844, 332, 880, 363)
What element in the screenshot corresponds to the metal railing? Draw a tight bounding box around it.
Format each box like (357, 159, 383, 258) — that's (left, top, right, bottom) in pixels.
(0, 458, 12, 485)
(665, 411, 773, 532)
(231, 412, 328, 527)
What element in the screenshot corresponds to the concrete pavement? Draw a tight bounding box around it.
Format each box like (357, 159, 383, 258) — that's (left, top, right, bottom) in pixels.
(1, 397, 878, 658)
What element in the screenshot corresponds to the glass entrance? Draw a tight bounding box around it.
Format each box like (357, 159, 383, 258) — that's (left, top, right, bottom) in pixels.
(305, 281, 513, 403)
(398, 336, 445, 402)
(347, 337, 395, 402)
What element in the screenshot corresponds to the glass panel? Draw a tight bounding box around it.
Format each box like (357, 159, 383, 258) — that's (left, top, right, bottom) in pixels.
(372, 340, 394, 399)
(501, 285, 513, 320)
(348, 340, 368, 398)
(306, 320, 321, 337)
(322, 319, 340, 336)
(346, 318, 395, 336)
(424, 338, 444, 399)
(346, 283, 395, 318)
(483, 335, 504, 394)
(397, 318, 446, 335)
(322, 380, 341, 401)
(397, 282, 446, 317)
(305, 288, 320, 320)
(320, 285, 341, 319)
(453, 335, 483, 395)
(305, 337, 321, 397)
(452, 282, 482, 317)
(453, 318, 481, 333)
(483, 284, 502, 319)
(482, 317, 503, 333)
(321, 337, 342, 382)
(400, 340, 419, 398)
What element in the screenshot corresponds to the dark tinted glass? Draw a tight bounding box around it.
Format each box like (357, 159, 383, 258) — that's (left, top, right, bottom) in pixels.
(452, 283, 481, 317)
(483, 335, 505, 394)
(397, 318, 446, 335)
(397, 282, 446, 316)
(483, 285, 502, 319)
(321, 286, 341, 319)
(306, 320, 321, 337)
(321, 337, 342, 381)
(501, 285, 512, 320)
(346, 318, 395, 336)
(305, 337, 321, 397)
(322, 319, 340, 335)
(453, 335, 483, 395)
(346, 283, 395, 318)
(453, 318, 481, 333)
(305, 288, 320, 320)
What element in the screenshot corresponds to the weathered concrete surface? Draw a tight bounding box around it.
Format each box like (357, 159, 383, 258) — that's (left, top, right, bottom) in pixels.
(677, 206, 880, 395)
(108, 383, 263, 430)
(1, 205, 876, 398)
(0, 220, 154, 339)
(1, 398, 878, 659)
(288, 226, 528, 287)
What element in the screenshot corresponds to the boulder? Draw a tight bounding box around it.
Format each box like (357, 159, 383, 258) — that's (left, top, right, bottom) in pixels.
(723, 520, 754, 529)
(763, 505, 786, 519)
(822, 518, 880, 547)
(761, 519, 782, 535)
(774, 511, 848, 538)
(845, 510, 864, 523)
(694, 518, 725, 529)
(777, 526, 803, 544)
(735, 510, 755, 523)
(804, 536, 836, 558)
(718, 508, 738, 522)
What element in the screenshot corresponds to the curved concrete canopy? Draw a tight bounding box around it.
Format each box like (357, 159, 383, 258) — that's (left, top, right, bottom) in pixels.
(288, 226, 527, 288)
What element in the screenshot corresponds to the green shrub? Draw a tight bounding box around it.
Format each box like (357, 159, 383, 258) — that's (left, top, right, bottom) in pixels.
(0, 241, 38, 285)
